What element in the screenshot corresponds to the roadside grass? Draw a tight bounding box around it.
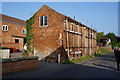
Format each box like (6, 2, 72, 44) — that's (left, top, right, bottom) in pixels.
(62, 48, 111, 64)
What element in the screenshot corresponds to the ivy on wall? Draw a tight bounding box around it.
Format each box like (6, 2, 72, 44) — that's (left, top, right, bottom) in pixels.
(26, 14, 35, 53)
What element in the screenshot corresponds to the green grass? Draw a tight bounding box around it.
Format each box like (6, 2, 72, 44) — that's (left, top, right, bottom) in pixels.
(62, 48, 111, 64)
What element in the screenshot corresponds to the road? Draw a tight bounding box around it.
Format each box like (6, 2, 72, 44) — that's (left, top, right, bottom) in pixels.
(3, 52, 120, 79)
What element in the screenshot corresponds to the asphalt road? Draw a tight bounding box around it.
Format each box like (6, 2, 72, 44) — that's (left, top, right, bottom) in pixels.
(3, 52, 120, 79)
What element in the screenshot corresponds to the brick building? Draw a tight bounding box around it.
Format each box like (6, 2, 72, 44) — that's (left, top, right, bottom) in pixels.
(28, 5, 97, 62)
(0, 14, 26, 52)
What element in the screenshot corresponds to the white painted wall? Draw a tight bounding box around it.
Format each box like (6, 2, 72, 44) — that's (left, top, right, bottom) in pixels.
(0, 49, 10, 58)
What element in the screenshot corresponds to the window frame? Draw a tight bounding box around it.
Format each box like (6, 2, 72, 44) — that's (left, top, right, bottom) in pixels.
(2, 25, 8, 31)
(22, 29, 27, 34)
(39, 15, 48, 27)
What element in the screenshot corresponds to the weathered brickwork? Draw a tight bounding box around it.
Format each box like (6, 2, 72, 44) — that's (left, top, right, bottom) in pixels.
(30, 5, 97, 62)
(0, 14, 26, 51)
(2, 59, 38, 74)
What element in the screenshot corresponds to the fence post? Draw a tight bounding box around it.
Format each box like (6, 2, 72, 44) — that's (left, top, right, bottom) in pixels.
(58, 54, 60, 63)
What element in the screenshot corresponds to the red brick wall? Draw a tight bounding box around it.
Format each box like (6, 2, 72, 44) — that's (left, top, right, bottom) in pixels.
(2, 59, 38, 74)
(0, 18, 26, 51)
(32, 5, 97, 62)
(32, 5, 68, 62)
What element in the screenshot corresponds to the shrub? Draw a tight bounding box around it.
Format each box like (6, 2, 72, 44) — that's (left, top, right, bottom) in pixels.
(62, 59, 74, 64)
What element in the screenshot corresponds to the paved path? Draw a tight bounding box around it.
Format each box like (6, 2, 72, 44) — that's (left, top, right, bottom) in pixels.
(3, 52, 120, 79)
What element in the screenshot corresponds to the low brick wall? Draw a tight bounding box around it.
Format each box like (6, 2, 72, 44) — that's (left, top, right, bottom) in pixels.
(10, 52, 23, 58)
(2, 56, 39, 74)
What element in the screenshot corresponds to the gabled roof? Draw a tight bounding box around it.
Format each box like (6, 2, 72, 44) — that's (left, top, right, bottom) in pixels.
(39, 5, 96, 32)
(0, 14, 26, 26)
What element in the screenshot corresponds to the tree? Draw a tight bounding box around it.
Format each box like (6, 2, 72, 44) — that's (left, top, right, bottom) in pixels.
(115, 36, 120, 48)
(116, 36, 120, 43)
(105, 32, 117, 47)
(115, 43, 120, 48)
(96, 32, 105, 43)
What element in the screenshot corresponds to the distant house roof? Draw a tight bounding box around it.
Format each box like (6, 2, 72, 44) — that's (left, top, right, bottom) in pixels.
(0, 14, 26, 26)
(0, 47, 11, 49)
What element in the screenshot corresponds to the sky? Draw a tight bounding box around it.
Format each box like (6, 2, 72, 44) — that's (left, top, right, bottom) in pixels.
(1, 2, 118, 36)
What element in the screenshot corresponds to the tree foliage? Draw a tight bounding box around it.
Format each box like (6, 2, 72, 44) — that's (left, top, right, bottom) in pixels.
(26, 14, 35, 53)
(96, 32, 119, 48)
(105, 32, 117, 47)
(96, 32, 105, 43)
(115, 43, 120, 47)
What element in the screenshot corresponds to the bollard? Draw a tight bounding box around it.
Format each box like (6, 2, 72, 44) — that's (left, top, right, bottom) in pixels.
(58, 54, 60, 63)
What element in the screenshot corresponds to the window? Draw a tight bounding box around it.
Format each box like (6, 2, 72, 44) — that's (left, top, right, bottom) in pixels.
(75, 25, 77, 32)
(85, 38, 88, 47)
(40, 15, 48, 26)
(22, 29, 27, 34)
(89, 33, 91, 38)
(71, 23, 74, 31)
(15, 39, 19, 43)
(2, 25, 8, 31)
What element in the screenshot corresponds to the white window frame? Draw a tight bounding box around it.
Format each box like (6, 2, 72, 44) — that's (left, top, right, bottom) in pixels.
(39, 15, 48, 27)
(2, 25, 8, 31)
(22, 29, 27, 34)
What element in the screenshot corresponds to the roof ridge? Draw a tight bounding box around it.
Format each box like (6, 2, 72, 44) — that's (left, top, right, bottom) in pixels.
(0, 13, 25, 22)
(0, 14, 26, 26)
(41, 5, 97, 32)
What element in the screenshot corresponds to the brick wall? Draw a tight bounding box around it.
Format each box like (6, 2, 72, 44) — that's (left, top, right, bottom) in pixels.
(31, 5, 97, 62)
(0, 15, 26, 51)
(2, 59, 38, 74)
(33, 5, 68, 62)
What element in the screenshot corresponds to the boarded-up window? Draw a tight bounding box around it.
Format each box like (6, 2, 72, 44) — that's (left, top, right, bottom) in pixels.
(69, 23, 72, 31)
(71, 24, 74, 31)
(75, 35, 78, 47)
(69, 34, 73, 47)
(75, 25, 77, 32)
(79, 28, 82, 33)
(85, 38, 88, 47)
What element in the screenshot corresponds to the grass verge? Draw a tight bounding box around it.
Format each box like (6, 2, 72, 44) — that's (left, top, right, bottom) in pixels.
(62, 48, 111, 64)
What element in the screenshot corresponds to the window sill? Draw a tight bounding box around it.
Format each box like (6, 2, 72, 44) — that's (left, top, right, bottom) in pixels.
(39, 25, 48, 27)
(2, 30, 8, 32)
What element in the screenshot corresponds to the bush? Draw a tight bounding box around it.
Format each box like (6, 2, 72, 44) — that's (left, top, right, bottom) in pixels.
(62, 59, 74, 64)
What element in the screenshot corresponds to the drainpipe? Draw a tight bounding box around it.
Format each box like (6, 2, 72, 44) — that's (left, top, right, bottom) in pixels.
(66, 18, 70, 59)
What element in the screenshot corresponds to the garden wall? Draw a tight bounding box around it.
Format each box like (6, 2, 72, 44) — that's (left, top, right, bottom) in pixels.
(2, 56, 38, 74)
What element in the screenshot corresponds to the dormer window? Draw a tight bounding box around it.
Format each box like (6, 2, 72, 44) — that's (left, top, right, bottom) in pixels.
(22, 29, 27, 34)
(40, 15, 48, 27)
(2, 25, 8, 31)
